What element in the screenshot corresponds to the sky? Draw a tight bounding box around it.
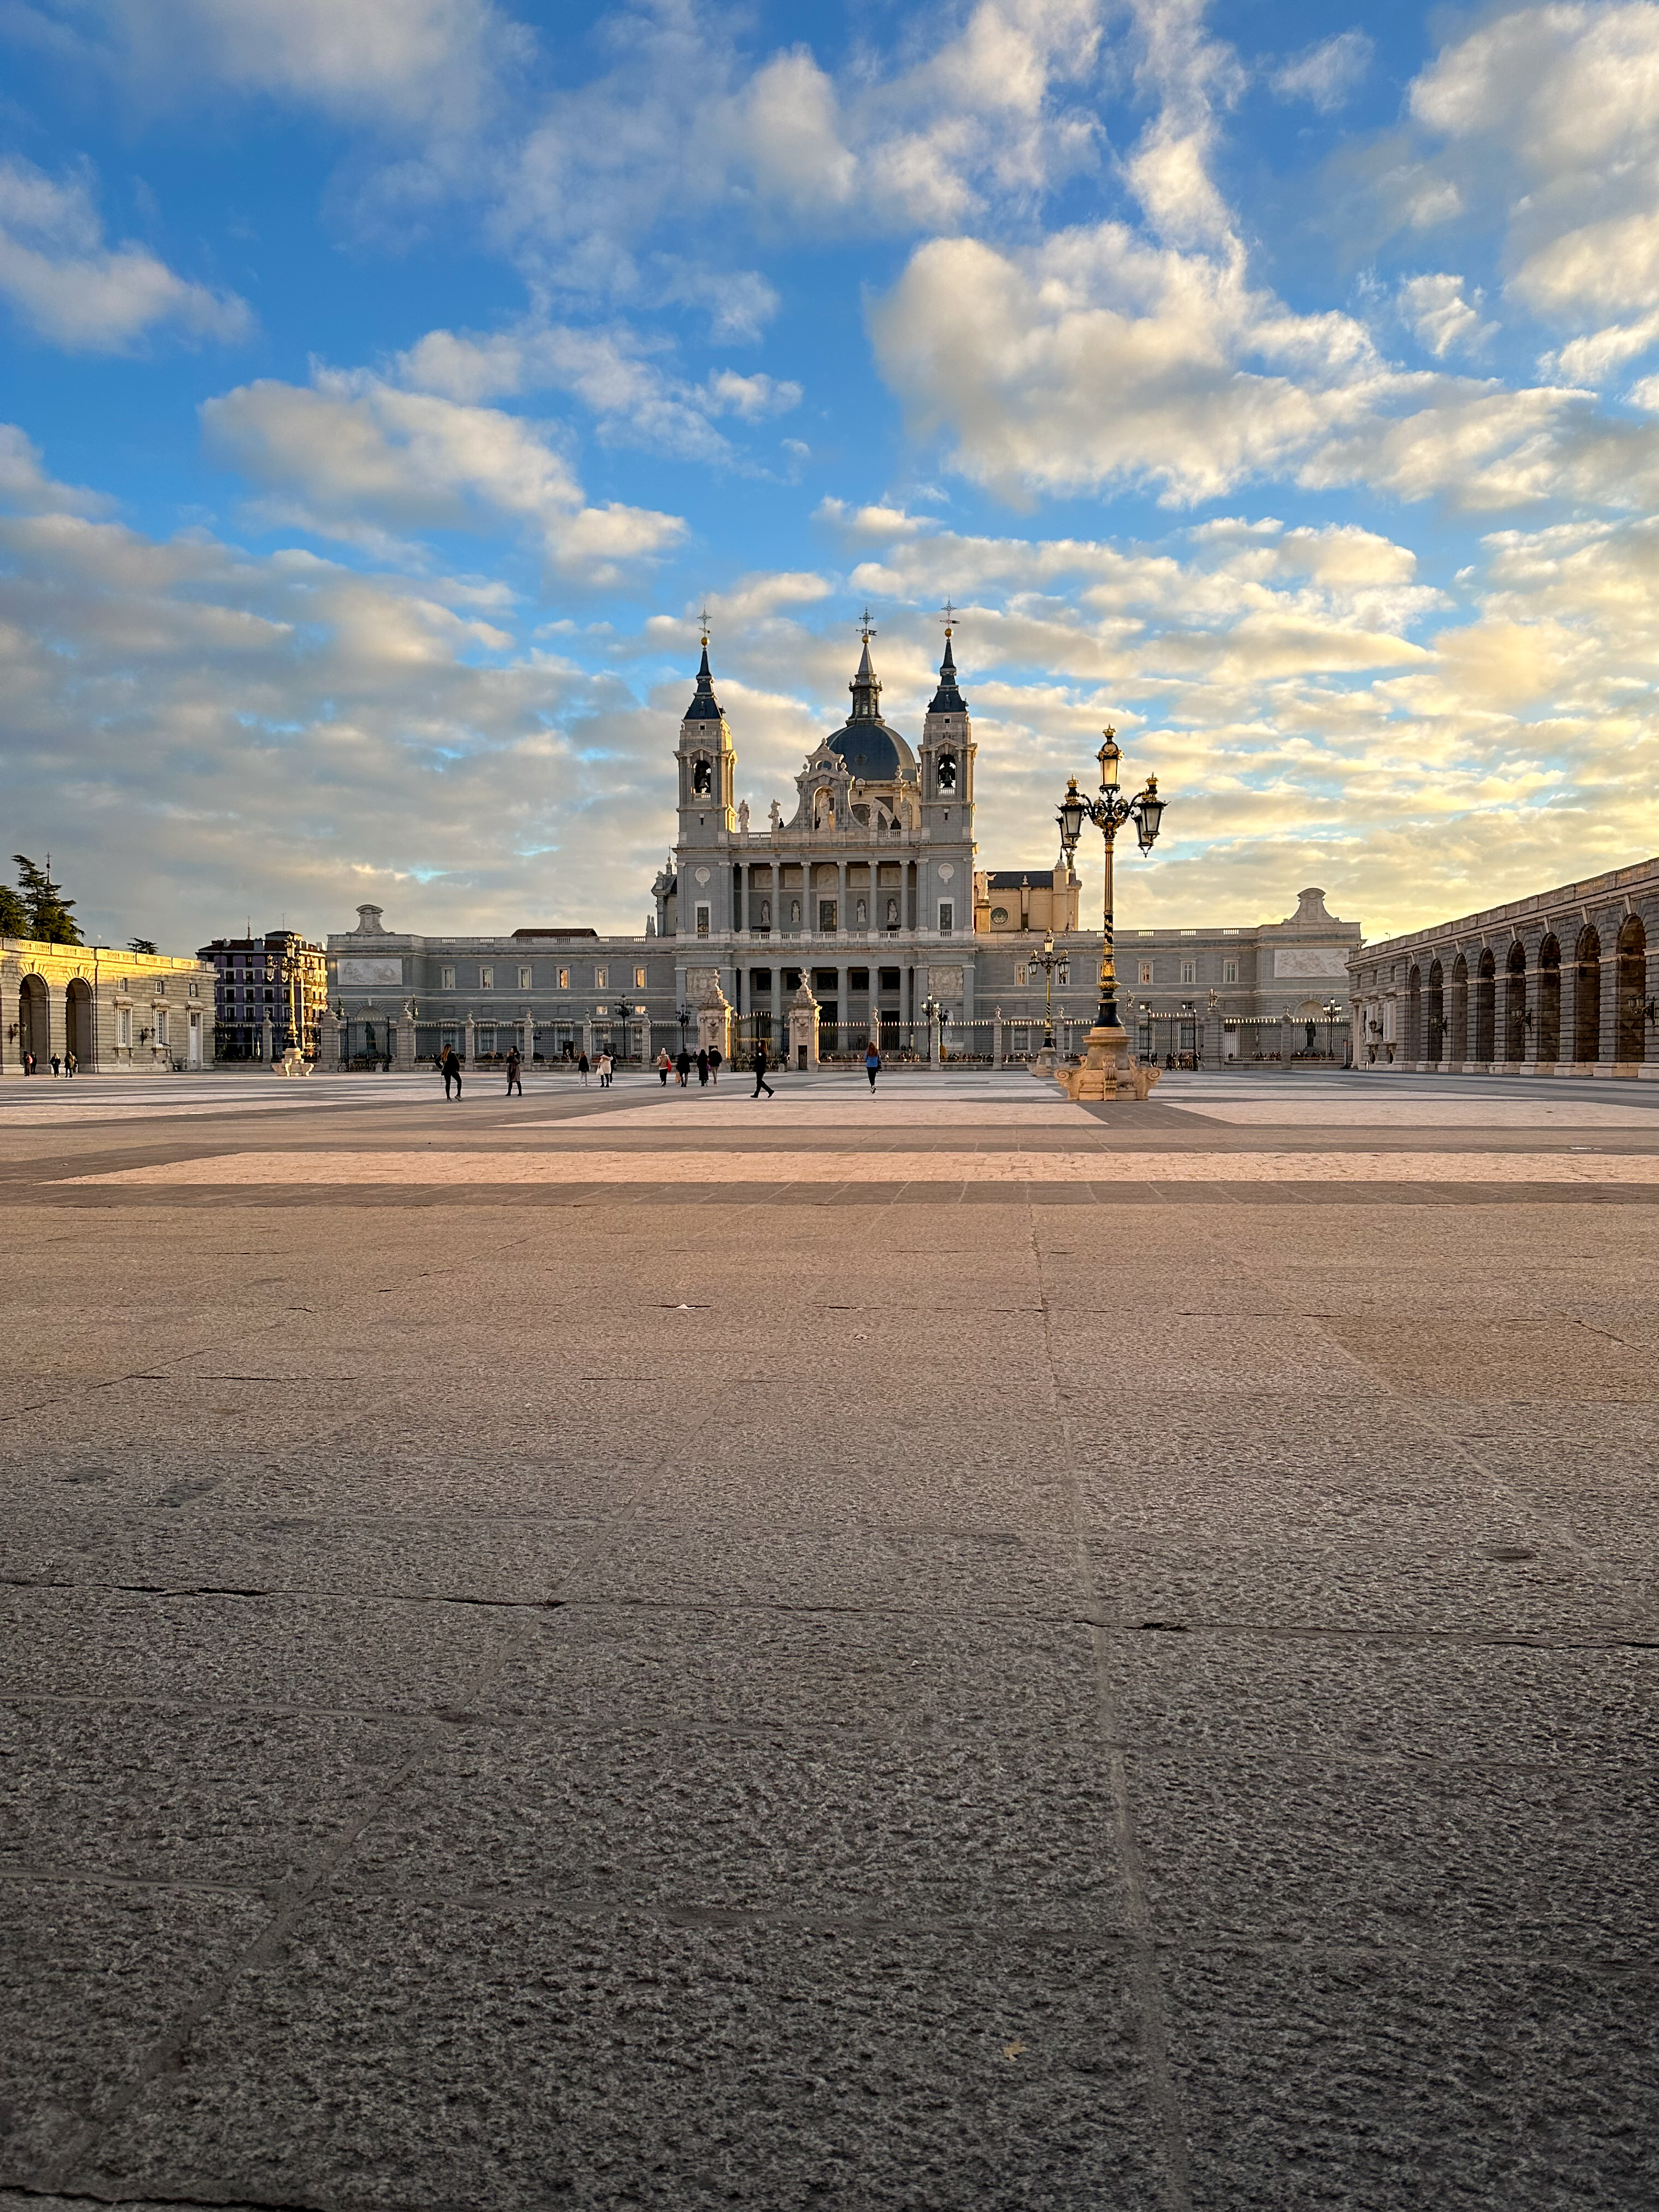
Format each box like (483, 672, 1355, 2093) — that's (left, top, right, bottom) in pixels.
(4, 1, 1659, 951)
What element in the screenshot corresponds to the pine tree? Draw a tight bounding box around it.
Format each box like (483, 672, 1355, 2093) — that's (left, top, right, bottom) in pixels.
(13, 855, 83, 945)
(128, 937, 158, 956)
(0, 883, 26, 938)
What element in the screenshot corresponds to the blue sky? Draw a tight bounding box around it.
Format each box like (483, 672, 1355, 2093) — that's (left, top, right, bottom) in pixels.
(4, 0, 1659, 949)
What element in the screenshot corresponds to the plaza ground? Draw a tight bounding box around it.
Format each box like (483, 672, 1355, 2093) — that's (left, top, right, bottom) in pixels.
(1, 1065, 1655, 2209)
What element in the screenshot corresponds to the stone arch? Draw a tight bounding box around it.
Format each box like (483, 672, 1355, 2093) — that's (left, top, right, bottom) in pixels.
(1618, 915, 1647, 1063)
(18, 973, 48, 1070)
(1575, 924, 1601, 1063)
(1474, 947, 1496, 1062)
(1505, 941, 1527, 1062)
(1406, 964, 1422, 1060)
(65, 977, 93, 1068)
(1538, 935, 1561, 1062)
(1450, 953, 1469, 1063)
(1427, 959, 1444, 1061)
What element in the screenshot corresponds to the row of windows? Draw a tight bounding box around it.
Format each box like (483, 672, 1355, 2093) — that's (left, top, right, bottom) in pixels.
(1136, 958, 1240, 986)
(434, 963, 651, 991)
(699, 901, 955, 936)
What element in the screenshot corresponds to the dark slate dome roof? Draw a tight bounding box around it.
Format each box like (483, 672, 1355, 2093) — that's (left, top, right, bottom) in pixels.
(827, 719, 915, 780)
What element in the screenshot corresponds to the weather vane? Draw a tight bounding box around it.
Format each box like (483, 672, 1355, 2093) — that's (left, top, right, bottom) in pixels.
(940, 597, 957, 637)
(698, 602, 711, 647)
(857, 607, 877, 644)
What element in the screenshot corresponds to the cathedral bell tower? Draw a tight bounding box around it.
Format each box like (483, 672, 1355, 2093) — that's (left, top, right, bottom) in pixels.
(676, 625, 736, 839)
(919, 606, 975, 836)
(673, 622, 736, 941)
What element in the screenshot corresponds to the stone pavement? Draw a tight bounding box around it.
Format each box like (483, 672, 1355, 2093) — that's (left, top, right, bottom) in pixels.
(1, 1066, 1655, 2209)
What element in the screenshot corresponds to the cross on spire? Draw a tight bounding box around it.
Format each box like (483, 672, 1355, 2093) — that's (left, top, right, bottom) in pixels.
(857, 607, 877, 645)
(940, 597, 956, 637)
(698, 602, 711, 647)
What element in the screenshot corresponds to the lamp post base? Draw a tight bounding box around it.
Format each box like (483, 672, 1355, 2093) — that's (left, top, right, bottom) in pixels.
(1057, 1023, 1160, 1103)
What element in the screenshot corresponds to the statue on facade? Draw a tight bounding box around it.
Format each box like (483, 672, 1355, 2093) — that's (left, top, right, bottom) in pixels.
(737, 799, 750, 833)
(769, 798, 782, 832)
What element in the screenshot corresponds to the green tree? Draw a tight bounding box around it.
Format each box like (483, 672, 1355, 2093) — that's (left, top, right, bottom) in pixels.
(13, 855, 83, 945)
(0, 883, 26, 938)
(128, 936, 158, 956)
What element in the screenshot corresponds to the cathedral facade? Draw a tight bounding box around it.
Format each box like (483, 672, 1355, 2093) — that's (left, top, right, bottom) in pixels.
(325, 629, 1359, 1068)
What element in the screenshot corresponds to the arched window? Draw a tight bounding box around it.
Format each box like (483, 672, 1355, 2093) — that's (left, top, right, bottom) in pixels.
(1538, 935, 1561, 1062)
(1474, 949, 1496, 1062)
(1575, 924, 1601, 1063)
(1426, 960, 1444, 1062)
(1406, 965, 1422, 1060)
(1618, 916, 1647, 1063)
(1505, 942, 1527, 1062)
(1450, 953, 1469, 1063)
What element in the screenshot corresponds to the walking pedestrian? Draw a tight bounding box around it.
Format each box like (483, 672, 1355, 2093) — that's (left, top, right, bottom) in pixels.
(505, 1045, 523, 1096)
(578, 1050, 590, 1087)
(676, 1047, 691, 1086)
(597, 1051, 612, 1089)
(442, 1045, 462, 1100)
(64, 1049, 76, 1078)
(751, 1043, 774, 1098)
(23, 1049, 35, 1076)
(708, 1045, 721, 1086)
(864, 1040, 881, 1091)
(49, 1052, 60, 1077)
(697, 1046, 709, 1088)
(656, 1047, 672, 1086)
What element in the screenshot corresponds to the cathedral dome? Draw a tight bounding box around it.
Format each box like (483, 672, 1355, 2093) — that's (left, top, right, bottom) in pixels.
(822, 630, 915, 781)
(826, 719, 915, 780)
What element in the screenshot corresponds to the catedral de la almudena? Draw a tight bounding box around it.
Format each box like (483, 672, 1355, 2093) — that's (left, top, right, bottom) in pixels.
(324, 622, 1361, 1073)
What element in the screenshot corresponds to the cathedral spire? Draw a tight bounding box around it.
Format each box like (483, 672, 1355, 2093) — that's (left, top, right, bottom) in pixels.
(683, 617, 723, 722)
(849, 608, 882, 720)
(930, 602, 967, 713)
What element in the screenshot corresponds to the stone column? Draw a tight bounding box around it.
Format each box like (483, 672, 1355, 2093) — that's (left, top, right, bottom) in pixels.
(993, 1005, 1003, 1065)
(522, 1009, 534, 1067)
(464, 1013, 476, 1067)
(318, 1008, 340, 1072)
(261, 1015, 273, 1065)
(838, 861, 848, 936)
(395, 1015, 416, 1070)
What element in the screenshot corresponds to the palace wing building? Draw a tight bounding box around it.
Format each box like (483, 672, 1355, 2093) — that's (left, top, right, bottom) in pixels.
(324, 631, 1359, 1068)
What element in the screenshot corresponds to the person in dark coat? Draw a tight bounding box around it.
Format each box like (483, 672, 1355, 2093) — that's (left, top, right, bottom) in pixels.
(696, 1046, 709, 1087)
(676, 1047, 691, 1086)
(708, 1045, 721, 1086)
(752, 1044, 774, 1099)
(505, 1045, 523, 1096)
(442, 1046, 462, 1099)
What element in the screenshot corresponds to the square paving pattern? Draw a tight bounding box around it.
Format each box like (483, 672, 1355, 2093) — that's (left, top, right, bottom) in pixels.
(2, 1065, 1656, 2209)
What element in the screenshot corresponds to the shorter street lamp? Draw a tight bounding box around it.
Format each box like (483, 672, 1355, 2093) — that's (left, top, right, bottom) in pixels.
(1031, 928, 1061, 1051)
(678, 1003, 693, 1056)
(921, 992, 947, 1065)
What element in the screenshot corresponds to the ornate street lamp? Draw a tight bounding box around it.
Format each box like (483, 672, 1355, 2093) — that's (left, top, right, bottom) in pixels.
(921, 992, 947, 1065)
(1056, 727, 1167, 1035)
(678, 1003, 693, 1055)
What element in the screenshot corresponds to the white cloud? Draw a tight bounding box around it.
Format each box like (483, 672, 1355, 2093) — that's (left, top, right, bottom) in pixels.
(202, 370, 683, 577)
(393, 318, 797, 459)
(42, 0, 524, 131)
(869, 223, 1386, 504)
(501, 0, 1107, 287)
(1395, 5, 1659, 336)
(703, 370, 801, 422)
(1398, 273, 1496, 359)
(0, 156, 251, 351)
(1271, 31, 1374, 112)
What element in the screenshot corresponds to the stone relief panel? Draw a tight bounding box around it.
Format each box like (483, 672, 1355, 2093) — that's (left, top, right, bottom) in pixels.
(1273, 946, 1348, 978)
